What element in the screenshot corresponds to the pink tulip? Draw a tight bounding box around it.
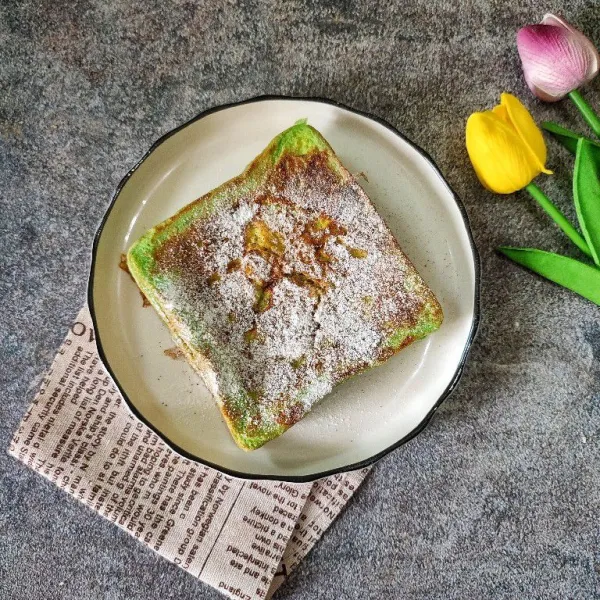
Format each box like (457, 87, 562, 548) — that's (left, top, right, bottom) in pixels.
(517, 14, 599, 102)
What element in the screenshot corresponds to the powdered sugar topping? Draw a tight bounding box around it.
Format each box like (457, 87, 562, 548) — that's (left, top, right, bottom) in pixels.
(151, 149, 432, 436)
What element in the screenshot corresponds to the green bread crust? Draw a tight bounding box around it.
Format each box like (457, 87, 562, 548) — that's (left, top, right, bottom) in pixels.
(127, 121, 443, 451)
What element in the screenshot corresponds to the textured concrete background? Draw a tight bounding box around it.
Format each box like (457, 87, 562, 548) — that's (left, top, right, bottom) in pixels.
(2, 1, 599, 598)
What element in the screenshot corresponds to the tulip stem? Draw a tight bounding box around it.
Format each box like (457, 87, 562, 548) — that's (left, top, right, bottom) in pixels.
(569, 90, 600, 139)
(526, 183, 592, 258)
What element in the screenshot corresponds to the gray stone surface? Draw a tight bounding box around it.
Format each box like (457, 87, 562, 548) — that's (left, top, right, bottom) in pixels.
(1, 1, 599, 598)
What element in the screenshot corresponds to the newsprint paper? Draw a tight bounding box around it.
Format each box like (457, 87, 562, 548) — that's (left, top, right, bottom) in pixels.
(9, 307, 370, 599)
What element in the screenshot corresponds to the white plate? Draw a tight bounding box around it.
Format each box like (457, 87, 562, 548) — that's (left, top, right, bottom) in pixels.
(90, 97, 480, 481)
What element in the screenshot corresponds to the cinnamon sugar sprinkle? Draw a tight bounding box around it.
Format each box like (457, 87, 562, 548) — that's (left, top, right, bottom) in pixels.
(164, 347, 185, 360)
(148, 151, 433, 433)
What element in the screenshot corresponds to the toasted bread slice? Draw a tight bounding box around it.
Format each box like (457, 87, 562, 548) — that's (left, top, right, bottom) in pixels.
(127, 121, 443, 450)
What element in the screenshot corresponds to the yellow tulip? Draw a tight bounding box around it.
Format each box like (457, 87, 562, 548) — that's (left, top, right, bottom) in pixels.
(466, 93, 552, 194)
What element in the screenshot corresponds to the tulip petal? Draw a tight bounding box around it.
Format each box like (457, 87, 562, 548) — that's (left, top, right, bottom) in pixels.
(541, 14, 600, 74)
(492, 104, 510, 123)
(466, 111, 541, 194)
(540, 13, 572, 30)
(501, 93, 552, 174)
(517, 23, 599, 101)
(541, 10, 597, 60)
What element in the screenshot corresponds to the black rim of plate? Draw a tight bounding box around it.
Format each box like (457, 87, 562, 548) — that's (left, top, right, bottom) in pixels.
(88, 95, 481, 483)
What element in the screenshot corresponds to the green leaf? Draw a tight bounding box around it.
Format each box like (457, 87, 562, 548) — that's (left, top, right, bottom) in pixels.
(498, 247, 600, 306)
(542, 121, 600, 156)
(574, 138, 600, 266)
(525, 183, 592, 258)
(542, 121, 580, 154)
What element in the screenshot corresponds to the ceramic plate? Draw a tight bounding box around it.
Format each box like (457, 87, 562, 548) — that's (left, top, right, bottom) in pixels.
(89, 97, 480, 481)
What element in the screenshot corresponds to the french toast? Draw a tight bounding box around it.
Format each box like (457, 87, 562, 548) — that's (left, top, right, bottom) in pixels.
(127, 121, 443, 450)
